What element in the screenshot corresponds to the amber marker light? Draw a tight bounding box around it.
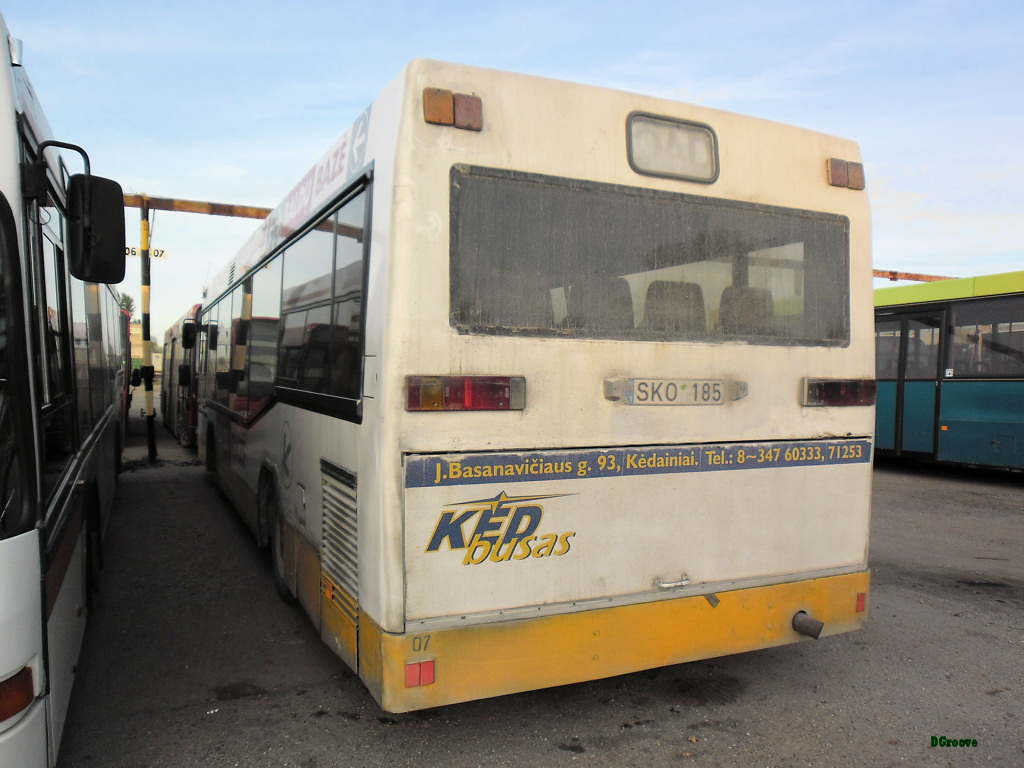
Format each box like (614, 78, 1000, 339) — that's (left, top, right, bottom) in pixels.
(0, 667, 35, 722)
(423, 88, 455, 126)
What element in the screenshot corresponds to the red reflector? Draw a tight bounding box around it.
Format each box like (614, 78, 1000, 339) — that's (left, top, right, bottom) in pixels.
(420, 659, 435, 686)
(453, 93, 483, 131)
(802, 378, 877, 407)
(0, 667, 35, 722)
(856, 592, 867, 613)
(407, 376, 525, 411)
(405, 662, 420, 688)
(847, 162, 866, 190)
(405, 660, 436, 688)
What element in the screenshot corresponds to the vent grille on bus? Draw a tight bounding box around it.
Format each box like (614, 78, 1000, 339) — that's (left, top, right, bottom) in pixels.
(320, 459, 358, 616)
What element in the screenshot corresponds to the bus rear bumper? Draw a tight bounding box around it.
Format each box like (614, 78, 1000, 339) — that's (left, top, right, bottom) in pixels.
(358, 569, 870, 712)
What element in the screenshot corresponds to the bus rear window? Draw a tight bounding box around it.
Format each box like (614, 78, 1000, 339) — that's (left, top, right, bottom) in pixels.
(450, 165, 850, 346)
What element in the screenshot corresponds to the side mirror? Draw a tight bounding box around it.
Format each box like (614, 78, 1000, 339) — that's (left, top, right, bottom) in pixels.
(178, 364, 191, 389)
(181, 321, 197, 350)
(130, 368, 142, 387)
(67, 174, 126, 284)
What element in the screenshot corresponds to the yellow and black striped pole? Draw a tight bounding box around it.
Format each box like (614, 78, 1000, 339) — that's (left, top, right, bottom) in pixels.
(140, 196, 158, 461)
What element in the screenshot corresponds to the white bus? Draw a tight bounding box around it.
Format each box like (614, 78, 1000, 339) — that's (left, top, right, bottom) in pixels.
(0, 15, 126, 767)
(195, 59, 875, 713)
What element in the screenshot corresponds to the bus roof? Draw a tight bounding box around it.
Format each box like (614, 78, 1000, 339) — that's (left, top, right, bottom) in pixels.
(874, 270, 1024, 308)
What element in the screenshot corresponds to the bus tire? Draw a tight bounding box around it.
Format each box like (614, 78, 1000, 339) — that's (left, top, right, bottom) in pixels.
(267, 488, 296, 605)
(205, 429, 216, 475)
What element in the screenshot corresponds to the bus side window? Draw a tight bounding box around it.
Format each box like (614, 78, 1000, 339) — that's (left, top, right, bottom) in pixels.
(280, 209, 335, 395)
(329, 190, 366, 400)
(247, 258, 282, 414)
(875, 320, 901, 380)
(951, 297, 1024, 377)
(277, 186, 368, 403)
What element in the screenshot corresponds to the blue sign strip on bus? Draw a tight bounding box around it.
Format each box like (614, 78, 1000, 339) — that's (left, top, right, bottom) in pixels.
(405, 439, 873, 489)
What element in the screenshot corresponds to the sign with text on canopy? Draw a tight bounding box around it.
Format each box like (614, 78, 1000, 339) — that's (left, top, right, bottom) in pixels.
(126, 246, 167, 260)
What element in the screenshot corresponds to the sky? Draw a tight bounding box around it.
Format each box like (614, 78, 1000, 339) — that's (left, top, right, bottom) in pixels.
(3, 0, 1022, 338)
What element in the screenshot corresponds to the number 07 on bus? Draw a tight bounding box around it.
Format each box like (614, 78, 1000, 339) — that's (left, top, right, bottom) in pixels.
(189, 59, 875, 713)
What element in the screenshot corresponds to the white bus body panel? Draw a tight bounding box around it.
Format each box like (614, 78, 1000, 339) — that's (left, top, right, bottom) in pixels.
(0, 532, 44, 735)
(45, 535, 86, 762)
(403, 449, 870, 622)
(0, 698, 47, 768)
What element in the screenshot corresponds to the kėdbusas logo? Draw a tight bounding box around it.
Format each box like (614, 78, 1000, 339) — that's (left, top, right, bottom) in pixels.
(425, 492, 575, 565)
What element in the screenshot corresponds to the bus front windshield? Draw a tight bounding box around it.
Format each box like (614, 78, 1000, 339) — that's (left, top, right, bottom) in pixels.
(450, 165, 850, 347)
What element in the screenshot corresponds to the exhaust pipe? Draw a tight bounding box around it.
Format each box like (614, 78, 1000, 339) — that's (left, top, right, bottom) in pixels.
(792, 610, 824, 640)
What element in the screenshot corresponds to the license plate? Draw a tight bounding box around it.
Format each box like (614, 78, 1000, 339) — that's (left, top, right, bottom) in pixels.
(624, 379, 725, 406)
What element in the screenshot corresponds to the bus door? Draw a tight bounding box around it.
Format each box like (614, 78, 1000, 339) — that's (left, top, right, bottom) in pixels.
(174, 348, 190, 444)
(895, 312, 944, 455)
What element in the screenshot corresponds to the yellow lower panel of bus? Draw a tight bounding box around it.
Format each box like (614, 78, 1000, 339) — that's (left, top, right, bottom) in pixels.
(356, 570, 869, 713)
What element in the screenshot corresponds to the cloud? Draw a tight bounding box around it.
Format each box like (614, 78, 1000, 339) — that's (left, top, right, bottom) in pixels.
(871, 174, 1024, 275)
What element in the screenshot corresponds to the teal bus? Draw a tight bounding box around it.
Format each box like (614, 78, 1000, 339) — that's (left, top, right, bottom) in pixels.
(875, 271, 1024, 468)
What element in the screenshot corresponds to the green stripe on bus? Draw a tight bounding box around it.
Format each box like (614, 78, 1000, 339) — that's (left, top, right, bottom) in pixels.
(875, 270, 1024, 307)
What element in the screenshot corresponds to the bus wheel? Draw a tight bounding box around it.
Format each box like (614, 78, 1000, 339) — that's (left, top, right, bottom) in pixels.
(268, 490, 296, 605)
(205, 429, 216, 475)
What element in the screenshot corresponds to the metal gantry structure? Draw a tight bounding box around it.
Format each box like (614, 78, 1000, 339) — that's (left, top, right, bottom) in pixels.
(872, 269, 954, 282)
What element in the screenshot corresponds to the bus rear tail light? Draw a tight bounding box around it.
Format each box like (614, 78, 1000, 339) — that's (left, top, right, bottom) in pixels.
(802, 378, 877, 407)
(407, 376, 525, 411)
(0, 666, 35, 722)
